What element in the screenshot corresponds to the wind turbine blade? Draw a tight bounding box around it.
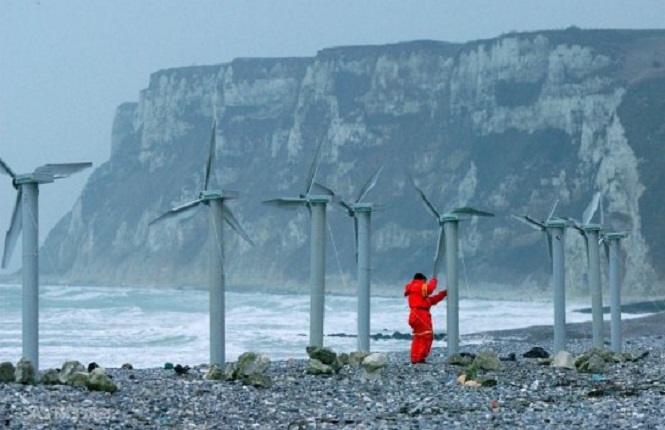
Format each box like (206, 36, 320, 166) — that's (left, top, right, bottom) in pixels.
(312, 182, 335, 196)
(451, 206, 495, 217)
(408, 174, 441, 219)
(336, 199, 353, 214)
(546, 199, 559, 222)
(2, 189, 23, 269)
(355, 166, 383, 204)
(353, 216, 359, 265)
(34, 162, 92, 179)
(545, 231, 553, 272)
(564, 216, 582, 230)
(262, 197, 307, 209)
(600, 196, 605, 227)
(149, 199, 203, 225)
(582, 192, 601, 225)
(432, 226, 445, 279)
(0, 157, 16, 178)
(603, 240, 610, 263)
(304, 138, 325, 196)
(204, 120, 217, 191)
(222, 204, 255, 246)
(511, 214, 544, 231)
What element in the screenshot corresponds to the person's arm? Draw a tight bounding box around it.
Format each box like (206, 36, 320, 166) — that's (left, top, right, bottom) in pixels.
(429, 289, 447, 306)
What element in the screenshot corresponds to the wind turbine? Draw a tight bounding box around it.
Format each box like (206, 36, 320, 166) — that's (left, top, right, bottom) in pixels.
(410, 176, 494, 356)
(1, 157, 92, 372)
(331, 166, 383, 353)
(149, 120, 253, 367)
(263, 139, 331, 348)
(512, 199, 569, 353)
(567, 191, 605, 349)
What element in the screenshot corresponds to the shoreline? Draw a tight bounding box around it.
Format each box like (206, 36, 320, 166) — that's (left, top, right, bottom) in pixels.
(471, 309, 665, 344)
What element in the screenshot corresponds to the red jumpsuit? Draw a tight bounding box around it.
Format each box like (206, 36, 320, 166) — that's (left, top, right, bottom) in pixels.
(404, 278, 447, 363)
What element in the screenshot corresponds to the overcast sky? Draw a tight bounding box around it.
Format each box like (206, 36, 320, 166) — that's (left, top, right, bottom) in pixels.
(0, 0, 663, 274)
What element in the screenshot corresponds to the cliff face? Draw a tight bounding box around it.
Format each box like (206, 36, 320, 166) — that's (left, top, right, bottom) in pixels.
(42, 29, 665, 297)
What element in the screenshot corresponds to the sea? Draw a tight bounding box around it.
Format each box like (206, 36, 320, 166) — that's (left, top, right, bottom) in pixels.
(0, 283, 651, 369)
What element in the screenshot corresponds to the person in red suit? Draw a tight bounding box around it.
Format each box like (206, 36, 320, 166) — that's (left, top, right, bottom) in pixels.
(404, 272, 447, 363)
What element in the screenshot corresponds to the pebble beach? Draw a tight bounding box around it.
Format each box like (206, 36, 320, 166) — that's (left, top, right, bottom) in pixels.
(1, 313, 664, 429)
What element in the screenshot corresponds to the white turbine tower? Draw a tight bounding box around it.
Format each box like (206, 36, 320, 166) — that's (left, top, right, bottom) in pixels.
(1, 157, 92, 372)
(567, 191, 605, 349)
(328, 166, 383, 352)
(512, 200, 569, 353)
(601, 230, 627, 353)
(590, 195, 628, 353)
(410, 176, 494, 356)
(149, 120, 253, 367)
(263, 139, 332, 348)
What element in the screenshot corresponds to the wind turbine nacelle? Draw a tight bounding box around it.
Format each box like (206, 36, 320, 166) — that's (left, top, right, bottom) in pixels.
(582, 224, 602, 232)
(605, 232, 627, 241)
(14, 174, 55, 186)
(545, 219, 568, 229)
(353, 203, 376, 212)
(441, 213, 461, 223)
(308, 195, 332, 204)
(199, 189, 238, 201)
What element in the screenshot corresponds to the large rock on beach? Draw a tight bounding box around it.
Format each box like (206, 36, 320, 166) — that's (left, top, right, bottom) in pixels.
(0, 362, 15, 383)
(237, 353, 272, 388)
(87, 367, 118, 393)
(223, 363, 237, 381)
(204, 364, 225, 381)
(523, 347, 550, 358)
(39, 369, 61, 385)
(59, 360, 86, 384)
(306, 346, 337, 366)
(361, 353, 388, 379)
(575, 348, 631, 373)
(15, 358, 35, 385)
(578, 352, 607, 374)
(362, 353, 388, 372)
(551, 351, 575, 369)
(237, 352, 271, 376)
(68, 371, 90, 388)
(220, 353, 273, 388)
(448, 353, 474, 366)
(348, 351, 369, 367)
(472, 350, 503, 371)
(307, 358, 335, 376)
(306, 346, 342, 374)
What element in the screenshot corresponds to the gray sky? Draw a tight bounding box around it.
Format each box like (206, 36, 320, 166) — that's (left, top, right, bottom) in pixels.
(1, 0, 663, 274)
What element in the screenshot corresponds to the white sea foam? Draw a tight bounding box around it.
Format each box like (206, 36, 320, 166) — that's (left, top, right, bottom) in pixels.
(0, 284, 650, 369)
